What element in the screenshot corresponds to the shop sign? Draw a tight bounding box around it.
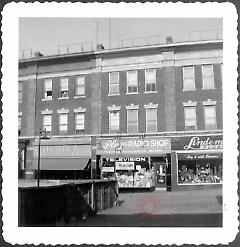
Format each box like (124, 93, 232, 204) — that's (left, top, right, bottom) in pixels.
(172, 135, 223, 150)
(116, 162, 134, 170)
(33, 145, 91, 158)
(97, 137, 171, 155)
(102, 166, 115, 173)
(178, 153, 222, 160)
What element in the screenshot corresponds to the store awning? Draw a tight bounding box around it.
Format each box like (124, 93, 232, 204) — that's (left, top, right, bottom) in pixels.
(32, 158, 91, 170)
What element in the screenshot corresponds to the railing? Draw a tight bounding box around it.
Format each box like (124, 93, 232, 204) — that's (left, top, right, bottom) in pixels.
(18, 179, 118, 226)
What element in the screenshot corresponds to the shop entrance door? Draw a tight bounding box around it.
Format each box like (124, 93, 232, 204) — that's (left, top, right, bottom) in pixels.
(152, 158, 166, 188)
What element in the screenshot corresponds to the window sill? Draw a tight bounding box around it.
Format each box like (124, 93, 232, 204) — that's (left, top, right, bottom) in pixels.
(202, 87, 215, 90)
(182, 88, 196, 92)
(74, 95, 86, 99)
(58, 97, 69, 100)
(126, 92, 138, 95)
(108, 93, 120, 96)
(144, 91, 157, 94)
(42, 98, 52, 101)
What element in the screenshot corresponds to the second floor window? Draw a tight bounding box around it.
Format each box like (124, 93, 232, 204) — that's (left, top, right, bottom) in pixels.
(204, 105, 217, 130)
(146, 108, 157, 133)
(183, 66, 195, 91)
(60, 78, 68, 98)
(18, 82, 22, 102)
(202, 64, 215, 89)
(18, 116, 21, 130)
(109, 72, 119, 95)
(127, 71, 138, 93)
(75, 113, 85, 134)
(109, 111, 120, 134)
(44, 79, 52, 99)
(75, 76, 85, 96)
(42, 114, 52, 134)
(184, 106, 197, 131)
(145, 69, 156, 92)
(127, 109, 138, 133)
(59, 113, 68, 134)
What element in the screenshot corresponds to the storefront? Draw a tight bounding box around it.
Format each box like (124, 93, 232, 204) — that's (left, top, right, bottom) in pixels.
(97, 136, 171, 189)
(171, 134, 223, 190)
(31, 137, 92, 180)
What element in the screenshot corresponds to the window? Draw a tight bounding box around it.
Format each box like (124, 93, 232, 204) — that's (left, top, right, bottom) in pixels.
(127, 109, 138, 133)
(109, 111, 120, 134)
(145, 69, 156, 92)
(44, 79, 52, 99)
(204, 105, 217, 130)
(146, 108, 157, 133)
(75, 76, 85, 96)
(60, 78, 68, 98)
(109, 72, 119, 95)
(183, 66, 195, 90)
(18, 82, 22, 102)
(202, 64, 214, 89)
(59, 113, 68, 134)
(18, 116, 21, 136)
(42, 115, 52, 134)
(127, 71, 138, 93)
(184, 106, 197, 131)
(75, 113, 85, 134)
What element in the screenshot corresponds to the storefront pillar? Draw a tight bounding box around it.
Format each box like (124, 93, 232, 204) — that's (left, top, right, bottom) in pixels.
(166, 153, 172, 191)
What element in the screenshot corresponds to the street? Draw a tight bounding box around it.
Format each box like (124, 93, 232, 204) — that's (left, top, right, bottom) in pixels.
(63, 188, 222, 227)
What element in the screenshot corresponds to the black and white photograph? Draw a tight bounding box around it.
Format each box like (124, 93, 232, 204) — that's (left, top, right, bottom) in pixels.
(2, 2, 239, 246)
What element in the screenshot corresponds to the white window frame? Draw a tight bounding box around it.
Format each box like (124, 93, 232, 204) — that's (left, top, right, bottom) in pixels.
(42, 114, 52, 135)
(145, 69, 157, 93)
(146, 108, 157, 133)
(75, 76, 85, 97)
(44, 78, 53, 100)
(59, 78, 69, 98)
(184, 106, 197, 131)
(58, 113, 68, 134)
(202, 64, 215, 89)
(109, 110, 120, 134)
(127, 109, 138, 133)
(183, 66, 195, 91)
(127, 70, 138, 94)
(204, 105, 217, 130)
(75, 112, 85, 134)
(109, 72, 120, 95)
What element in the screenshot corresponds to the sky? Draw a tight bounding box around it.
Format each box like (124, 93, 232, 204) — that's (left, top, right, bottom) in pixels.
(19, 18, 222, 57)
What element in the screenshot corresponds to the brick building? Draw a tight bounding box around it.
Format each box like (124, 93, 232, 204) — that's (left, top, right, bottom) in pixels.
(18, 38, 223, 190)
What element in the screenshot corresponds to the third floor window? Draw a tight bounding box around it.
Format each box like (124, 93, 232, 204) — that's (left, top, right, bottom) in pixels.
(44, 79, 52, 99)
(18, 82, 22, 102)
(109, 72, 119, 95)
(127, 70, 138, 94)
(75, 76, 85, 96)
(145, 69, 156, 92)
(202, 64, 215, 89)
(183, 66, 195, 91)
(59, 78, 68, 98)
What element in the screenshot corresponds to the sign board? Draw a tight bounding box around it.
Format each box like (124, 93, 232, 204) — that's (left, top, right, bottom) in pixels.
(172, 135, 223, 151)
(97, 137, 171, 156)
(102, 166, 115, 173)
(116, 162, 134, 170)
(178, 152, 222, 160)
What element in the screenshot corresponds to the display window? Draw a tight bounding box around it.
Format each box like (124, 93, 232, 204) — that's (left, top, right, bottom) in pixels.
(101, 158, 115, 179)
(178, 156, 222, 184)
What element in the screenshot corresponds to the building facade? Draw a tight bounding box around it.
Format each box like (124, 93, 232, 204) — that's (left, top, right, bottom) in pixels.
(18, 39, 223, 190)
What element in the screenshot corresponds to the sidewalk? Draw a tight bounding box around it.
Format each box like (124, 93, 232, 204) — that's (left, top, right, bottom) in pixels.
(69, 188, 222, 227)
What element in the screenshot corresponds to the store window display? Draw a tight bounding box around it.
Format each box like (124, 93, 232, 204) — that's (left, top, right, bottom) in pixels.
(178, 159, 222, 184)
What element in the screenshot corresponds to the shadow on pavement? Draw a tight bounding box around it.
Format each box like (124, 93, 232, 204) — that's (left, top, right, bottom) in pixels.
(68, 213, 222, 227)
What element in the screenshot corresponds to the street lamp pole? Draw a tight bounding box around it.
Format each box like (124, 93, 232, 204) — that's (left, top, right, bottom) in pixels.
(37, 129, 42, 187)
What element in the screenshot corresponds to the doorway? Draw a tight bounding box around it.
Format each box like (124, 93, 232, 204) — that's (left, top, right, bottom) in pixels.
(151, 157, 166, 188)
